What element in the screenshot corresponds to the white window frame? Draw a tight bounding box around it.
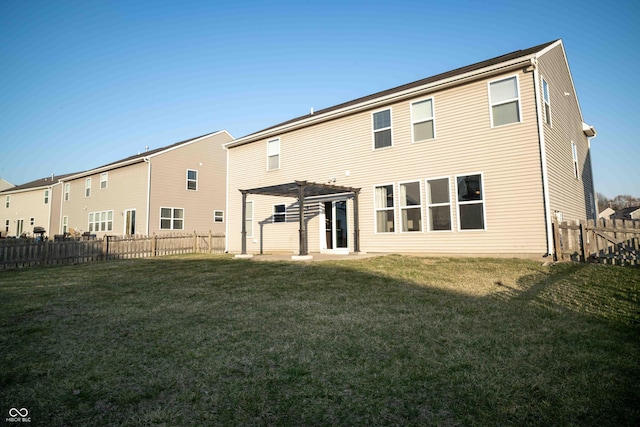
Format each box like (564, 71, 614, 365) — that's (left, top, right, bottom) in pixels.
(5, 219, 9, 232)
(455, 173, 486, 231)
(426, 176, 453, 232)
(64, 183, 70, 201)
(85, 178, 91, 198)
(267, 138, 280, 171)
(88, 210, 114, 233)
(100, 172, 108, 189)
(571, 142, 579, 179)
(30, 217, 35, 226)
(374, 183, 396, 233)
(62, 216, 68, 233)
(160, 207, 184, 230)
(488, 75, 522, 128)
(542, 78, 552, 126)
(398, 180, 423, 233)
(44, 189, 49, 204)
(5, 195, 9, 208)
(214, 210, 224, 223)
(245, 200, 254, 238)
(410, 97, 436, 143)
(273, 203, 286, 223)
(187, 169, 198, 191)
(372, 108, 393, 150)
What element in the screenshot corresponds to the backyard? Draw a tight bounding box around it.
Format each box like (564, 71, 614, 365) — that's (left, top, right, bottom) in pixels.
(1, 254, 638, 426)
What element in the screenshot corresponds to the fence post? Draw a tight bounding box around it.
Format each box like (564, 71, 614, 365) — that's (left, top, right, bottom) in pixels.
(194, 231, 198, 253)
(579, 220, 587, 262)
(552, 219, 562, 261)
(102, 236, 109, 260)
(152, 234, 157, 257)
(208, 230, 212, 254)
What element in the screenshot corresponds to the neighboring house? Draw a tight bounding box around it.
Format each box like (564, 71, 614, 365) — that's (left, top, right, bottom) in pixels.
(58, 130, 233, 238)
(598, 207, 615, 220)
(0, 178, 14, 192)
(225, 39, 597, 259)
(612, 206, 640, 221)
(0, 174, 74, 238)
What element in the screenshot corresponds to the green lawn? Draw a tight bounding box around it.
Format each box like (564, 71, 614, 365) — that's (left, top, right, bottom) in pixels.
(1, 255, 638, 426)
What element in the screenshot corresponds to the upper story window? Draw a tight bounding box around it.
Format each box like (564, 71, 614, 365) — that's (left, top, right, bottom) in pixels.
(427, 177, 452, 231)
(372, 109, 392, 149)
(44, 189, 49, 204)
(571, 142, 579, 179)
(64, 183, 70, 201)
(267, 138, 280, 170)
(489, 76, 521, 127)
(100, 172, 108, 189)
(399, 181, 422, 232)
(85, 178, 91, 197)
(542, 78, 552, 126)
(456, 174, 485, 230)
(374, 184, 395, 232)
(187, 169, 198, 190)
(411, 98, 435, 142)
(5, 195, 9, 208)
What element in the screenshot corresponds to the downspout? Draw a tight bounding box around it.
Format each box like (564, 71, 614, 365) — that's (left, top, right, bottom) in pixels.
(144, 157, 151, 236)
(224, 145, 229, 253)
(531, 57, 554, 256)
(59, 179, 65, 234)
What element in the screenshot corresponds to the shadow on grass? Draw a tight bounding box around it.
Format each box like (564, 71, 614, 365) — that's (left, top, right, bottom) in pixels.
(0, 254, 638, 426)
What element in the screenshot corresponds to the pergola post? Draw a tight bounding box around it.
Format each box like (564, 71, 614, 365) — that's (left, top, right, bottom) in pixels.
(297, 182, 308, 256)
(240, 190, 247, 255)
(353, 190, 360, 253)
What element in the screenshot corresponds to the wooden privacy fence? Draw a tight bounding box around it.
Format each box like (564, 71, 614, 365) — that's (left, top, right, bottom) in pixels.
(553, 219, 640, 266)
(0, 232, 225, 269)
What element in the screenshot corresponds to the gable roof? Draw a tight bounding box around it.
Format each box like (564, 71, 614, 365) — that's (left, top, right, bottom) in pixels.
(226, 39, 560, 148)
(0, 173, 78, 194)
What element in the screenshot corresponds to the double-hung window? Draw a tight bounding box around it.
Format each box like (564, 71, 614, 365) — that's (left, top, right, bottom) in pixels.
(456, 174, 485, 230)
(489, 76, 521, 127)
(100, 172, 108, 189)
(400, 181, 422, 232)
(571, 142, 579, 179)
(85, 178, 91, 197)
(267, 138, 280, 170)
(427, 177, 452, 231)
(5, 195, 9, 208)
(375, 184, 395, 232)
(273, 204, 286, 223)
(542, 78, 552, 126)
(64, 183, 70, 201)
(187, 169, 198, 190)
(372, 109, 392, 149)
(411, 98, 435, 142)
(214, 210, 224, 223)
(44, 189, 49, 204)
(245, 201, 254, 237)
(160, 207, 184, 230)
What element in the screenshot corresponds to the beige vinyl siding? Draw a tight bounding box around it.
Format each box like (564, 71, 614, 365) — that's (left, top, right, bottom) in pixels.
(0, 187, 54, 237)
(538, 44, 595, 221)
(61, 162, 148, 237)
(149, 131, 231, 235)
(228, 69, 548, 256)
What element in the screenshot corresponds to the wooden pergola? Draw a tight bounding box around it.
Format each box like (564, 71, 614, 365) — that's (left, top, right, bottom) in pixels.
(239, 181, 361, 256)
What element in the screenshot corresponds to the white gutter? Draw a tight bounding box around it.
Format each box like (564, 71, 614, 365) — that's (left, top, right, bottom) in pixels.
(144, 157, 151, 236)
(224, 145, 230, 253)
(225, 56, 535, 148)
(531, 58, 554, 256)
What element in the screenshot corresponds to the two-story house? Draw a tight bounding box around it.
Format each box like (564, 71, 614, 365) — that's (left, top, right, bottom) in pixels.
(225, 39, 597, 259)
(59, 130, 233, 238)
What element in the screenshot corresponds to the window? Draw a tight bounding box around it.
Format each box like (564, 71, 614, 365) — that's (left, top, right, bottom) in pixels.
(372, 109, 392, 149)
(187, 169, 198, 190)
(160, 208, 184, 230)
(456, 174, 485, 230)
(5, 219, 9, 232)
(245, 201, 253, 238)
(85, 178, 91, 197)
(5, 195, 9, 208)
(64, 183, 70, 201)
(30, 218, 35, 226)
(44, 189, 49, 204)
(375, 184, 395, 232)
(267, 138, 280, 170)
(427, 177, 452, 231)
(214, 210, 224, 223)
(411, 98, 435, 142)
(489, 76, 521, 127)
(88, 210, 114, 232)
(62, 216, 68, 233)
(571, 142, 579, 179)
(542, 78, 552, 126)
(273, 204, 286, 223)
(100, 172, 108, 189)
(400, 181, 422, 232)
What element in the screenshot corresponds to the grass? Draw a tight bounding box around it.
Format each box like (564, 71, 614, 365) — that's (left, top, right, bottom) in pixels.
(0, 254, 639, 426)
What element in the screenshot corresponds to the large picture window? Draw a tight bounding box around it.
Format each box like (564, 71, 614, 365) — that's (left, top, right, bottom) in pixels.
(372, 109, 392, 149)
(400, 181, 422, 232)
(375, 184, 395, 232)
(411, 98, 435, 142)
(456, 174, 485, 230)
(160, 207, 184, 230)
(88, 210, 113, 232)
(267, 138, 280, 170)
(489, 76, 521, 127)
(427, 177, 452, 231)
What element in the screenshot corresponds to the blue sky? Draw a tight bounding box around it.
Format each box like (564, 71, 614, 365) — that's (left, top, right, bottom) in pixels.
(1, 0, 638, 198)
